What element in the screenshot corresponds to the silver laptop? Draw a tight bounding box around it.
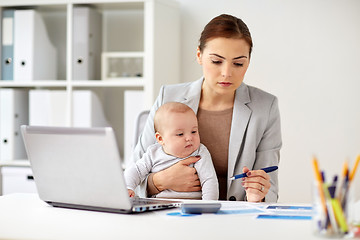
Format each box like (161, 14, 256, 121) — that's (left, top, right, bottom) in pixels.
(21, 125, 180, 213)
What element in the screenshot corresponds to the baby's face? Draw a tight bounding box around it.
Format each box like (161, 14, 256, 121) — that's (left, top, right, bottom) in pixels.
(159, 111, 200, 158)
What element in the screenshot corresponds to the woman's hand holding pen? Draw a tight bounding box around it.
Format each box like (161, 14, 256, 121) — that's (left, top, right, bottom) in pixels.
(241, 166, 271, 202)
(152, 156, 201, 192)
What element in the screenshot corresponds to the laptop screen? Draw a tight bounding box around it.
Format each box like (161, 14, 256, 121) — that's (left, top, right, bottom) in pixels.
(21, 126, 133, 211)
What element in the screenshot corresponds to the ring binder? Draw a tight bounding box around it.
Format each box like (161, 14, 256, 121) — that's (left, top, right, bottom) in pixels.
(1, 9, 15, 81)
(13, 9, 57, 81)
(73, 7, 102, 80)
(0, 89, 29, 161)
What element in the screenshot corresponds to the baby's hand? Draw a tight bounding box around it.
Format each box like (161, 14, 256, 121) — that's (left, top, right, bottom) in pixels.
(128, 189, 135, 197)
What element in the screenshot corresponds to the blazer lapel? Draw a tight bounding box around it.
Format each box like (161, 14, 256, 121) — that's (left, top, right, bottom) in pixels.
(228, 83, 252, 190)
(180, 77, 203, 114)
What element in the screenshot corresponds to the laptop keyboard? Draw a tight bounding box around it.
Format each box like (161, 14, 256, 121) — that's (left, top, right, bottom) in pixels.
(131, 197, 171, 205)
(130, 197, 181, 212)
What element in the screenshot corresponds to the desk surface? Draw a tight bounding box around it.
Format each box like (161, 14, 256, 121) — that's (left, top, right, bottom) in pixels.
(0, 194, 344, 240)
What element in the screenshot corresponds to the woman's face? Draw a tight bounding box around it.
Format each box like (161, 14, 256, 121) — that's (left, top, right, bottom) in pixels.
(197, 37, 250, 96)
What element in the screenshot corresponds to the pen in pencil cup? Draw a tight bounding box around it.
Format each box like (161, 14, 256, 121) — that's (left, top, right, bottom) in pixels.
(349, 155, 360, 182)
(345, 155, 360, 228)
(229, 166, 278, 180)
(334, 160, 348, 208)
(311, 157, 329, 232)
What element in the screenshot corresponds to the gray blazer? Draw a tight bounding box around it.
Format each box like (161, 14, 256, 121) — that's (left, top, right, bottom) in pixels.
(132, 77, 282, 202)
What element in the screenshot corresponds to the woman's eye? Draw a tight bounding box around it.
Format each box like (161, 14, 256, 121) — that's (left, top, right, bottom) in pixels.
(234, 62, 244, 67)
(192, 131, 197, 134)
(211, 60, 222, 64)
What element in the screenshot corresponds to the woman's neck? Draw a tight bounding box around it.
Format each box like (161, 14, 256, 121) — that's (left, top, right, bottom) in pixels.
(199, 86, 235, 111)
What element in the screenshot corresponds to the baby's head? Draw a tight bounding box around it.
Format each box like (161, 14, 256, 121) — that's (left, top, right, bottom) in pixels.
(154, 102, 200, 158)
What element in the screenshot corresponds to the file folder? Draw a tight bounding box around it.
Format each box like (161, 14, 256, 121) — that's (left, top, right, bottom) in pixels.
(0, 89, 29, 161)
(124, 90, 145, 167)
(73, 91, 109, 127)
(73, 7, 102, 80)
(29, 90, 67, 126)
(29, 90, 109, 127)
(1, 9, 14, 81)
(13, 9, 57, 81)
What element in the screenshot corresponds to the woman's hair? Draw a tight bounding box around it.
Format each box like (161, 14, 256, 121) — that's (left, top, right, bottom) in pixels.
(198, 14, 253, 57)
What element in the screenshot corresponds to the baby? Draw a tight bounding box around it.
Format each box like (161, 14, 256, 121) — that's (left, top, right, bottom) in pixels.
(124, 102, 219, 200)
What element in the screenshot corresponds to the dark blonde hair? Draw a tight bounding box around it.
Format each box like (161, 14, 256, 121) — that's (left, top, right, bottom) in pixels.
(154, 102, 194, 133)
(198, 14, 253, 57)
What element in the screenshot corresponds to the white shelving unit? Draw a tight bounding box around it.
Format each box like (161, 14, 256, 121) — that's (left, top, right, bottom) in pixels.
(0, 0, 180, 194)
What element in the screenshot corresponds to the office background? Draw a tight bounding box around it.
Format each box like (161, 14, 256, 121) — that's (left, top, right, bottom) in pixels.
(176, 0, 360, 203)
(1, 0, 359, 204)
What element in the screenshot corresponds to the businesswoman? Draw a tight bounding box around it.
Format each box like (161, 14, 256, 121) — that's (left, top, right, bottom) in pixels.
(132, 14, 282, 202)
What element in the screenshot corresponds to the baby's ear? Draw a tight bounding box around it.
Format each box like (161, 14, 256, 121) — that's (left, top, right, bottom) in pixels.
(155, 132, 164, 145)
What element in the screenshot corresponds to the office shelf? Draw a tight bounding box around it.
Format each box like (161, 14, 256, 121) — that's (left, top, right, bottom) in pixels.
(0, 0, 180, 194)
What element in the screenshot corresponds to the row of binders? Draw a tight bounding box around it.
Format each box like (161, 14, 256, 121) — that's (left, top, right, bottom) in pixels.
(0, 89, 109, 161)
(1, 6, 101, 81)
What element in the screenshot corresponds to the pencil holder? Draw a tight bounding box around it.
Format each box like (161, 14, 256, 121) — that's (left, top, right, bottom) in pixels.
(312, 156, 360, 238)
(312, 181, 355, 238)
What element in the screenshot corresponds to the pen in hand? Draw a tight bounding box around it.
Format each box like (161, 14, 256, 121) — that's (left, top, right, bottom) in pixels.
(229, 166, 278, 180)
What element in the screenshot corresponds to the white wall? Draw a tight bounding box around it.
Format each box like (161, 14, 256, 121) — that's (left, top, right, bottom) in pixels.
(177, 0, 360, 203)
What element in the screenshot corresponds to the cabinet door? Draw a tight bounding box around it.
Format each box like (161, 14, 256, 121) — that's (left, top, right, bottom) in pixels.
(1, 166, 37, 195)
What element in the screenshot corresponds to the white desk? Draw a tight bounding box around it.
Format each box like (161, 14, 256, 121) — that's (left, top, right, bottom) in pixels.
(0, 194, 345, 240)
